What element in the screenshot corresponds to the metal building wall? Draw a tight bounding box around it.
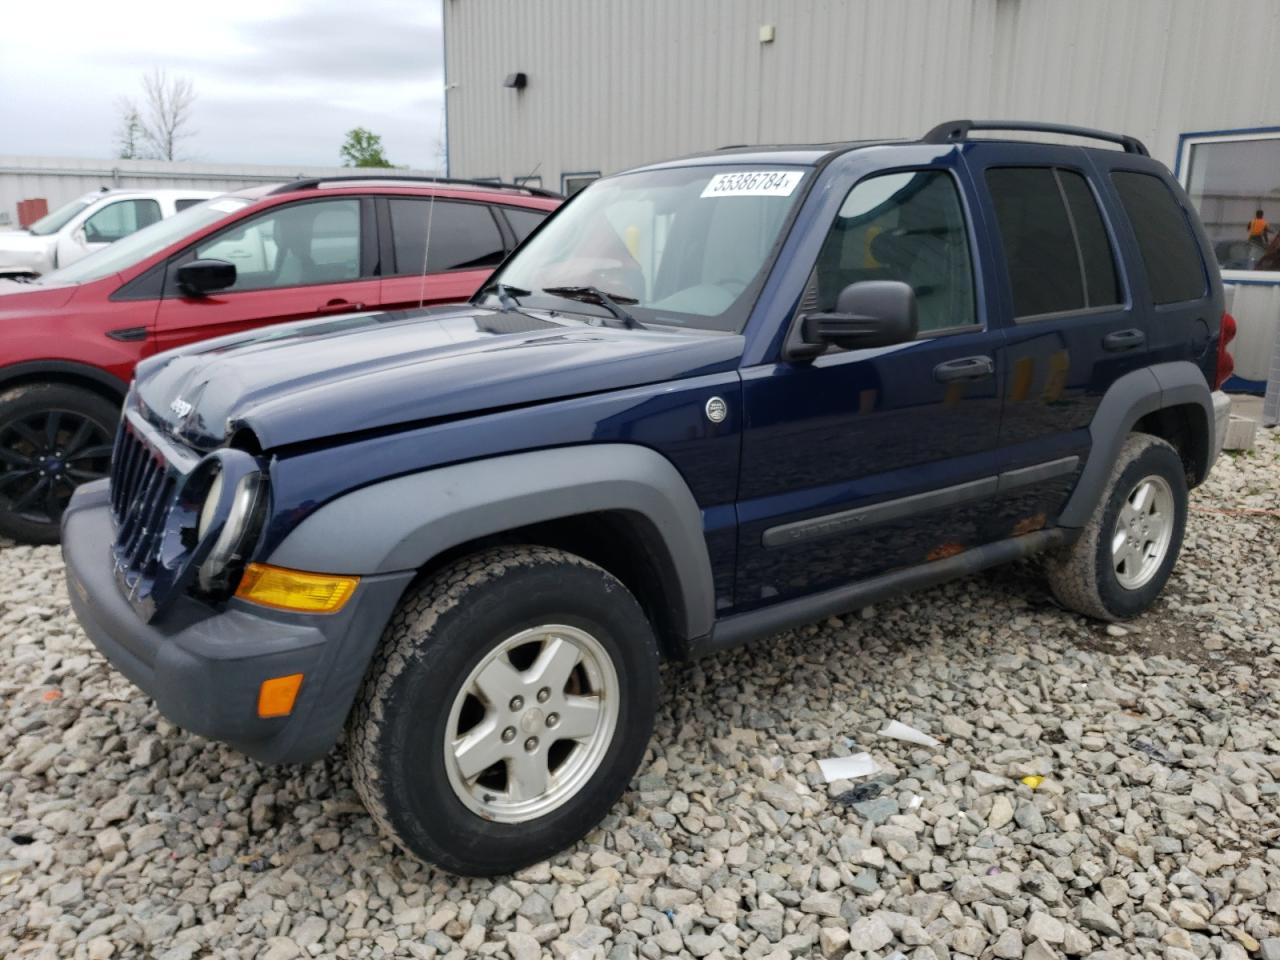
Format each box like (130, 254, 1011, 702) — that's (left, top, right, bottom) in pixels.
(444, 0, 1280, 186)
(0, 156, 440, 227)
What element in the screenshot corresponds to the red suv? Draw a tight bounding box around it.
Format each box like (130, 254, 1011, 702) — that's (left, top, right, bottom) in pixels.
(0, 177, 560, 543)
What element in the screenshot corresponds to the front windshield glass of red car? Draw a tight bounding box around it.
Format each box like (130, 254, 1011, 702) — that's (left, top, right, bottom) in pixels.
(488, 165, 808, 332)
(39, 197, 251, 285)
(26, 198, 92, 236)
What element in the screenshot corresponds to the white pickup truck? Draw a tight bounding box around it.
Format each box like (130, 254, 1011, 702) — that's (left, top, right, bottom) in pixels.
(0, 187, 216, 278)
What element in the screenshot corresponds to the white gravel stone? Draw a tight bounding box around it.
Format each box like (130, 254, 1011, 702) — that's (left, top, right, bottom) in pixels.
(1, 427, 1277, 959)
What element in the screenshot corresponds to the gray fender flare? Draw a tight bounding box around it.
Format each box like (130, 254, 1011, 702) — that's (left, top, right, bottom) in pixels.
(1058, 361, 1212, 528)
(268, 444, 716, 642)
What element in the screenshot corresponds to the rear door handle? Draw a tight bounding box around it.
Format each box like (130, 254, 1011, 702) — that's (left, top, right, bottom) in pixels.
(1102, 328, 1145, 352)
(933, 355, 994, 383)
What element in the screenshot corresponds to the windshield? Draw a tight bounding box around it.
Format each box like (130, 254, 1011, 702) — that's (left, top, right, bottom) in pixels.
(39, 197, 251, 285)
(26, 197, 93, 236)
(485, 165, 808, 331)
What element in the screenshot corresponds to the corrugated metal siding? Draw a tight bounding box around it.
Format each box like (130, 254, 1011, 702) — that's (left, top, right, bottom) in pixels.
(445, 0, 1280, 185)
(0, 156, 440, 227)
(446, 0, 1280, 393)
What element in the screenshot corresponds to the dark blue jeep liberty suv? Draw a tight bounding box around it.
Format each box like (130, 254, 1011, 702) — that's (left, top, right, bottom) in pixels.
(64, 121, 1235, 875)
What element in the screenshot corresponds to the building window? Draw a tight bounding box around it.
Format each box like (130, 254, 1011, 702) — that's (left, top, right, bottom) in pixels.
(1178, 128, 1280, 281)
(561, 172, 599, 197)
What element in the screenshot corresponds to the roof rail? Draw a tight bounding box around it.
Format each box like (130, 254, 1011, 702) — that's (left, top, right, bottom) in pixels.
(922, 120, 1149, 156)
(267, 174, 563, 199)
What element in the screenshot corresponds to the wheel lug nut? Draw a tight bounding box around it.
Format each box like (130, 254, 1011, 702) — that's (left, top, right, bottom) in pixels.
(509, 696, 524, 711)
(537, 687, 550, 703)
(524, 737, 538, 752)
(546, 713, 559, 728)
(501, 726, 516, 742)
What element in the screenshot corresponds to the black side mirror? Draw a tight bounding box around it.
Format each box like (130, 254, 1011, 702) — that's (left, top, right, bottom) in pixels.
(801, 280, 918, 351)
(176, 259, 236, 297)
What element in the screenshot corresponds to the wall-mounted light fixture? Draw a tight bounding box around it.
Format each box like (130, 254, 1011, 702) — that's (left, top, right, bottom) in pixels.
(503, 72, 528, 89)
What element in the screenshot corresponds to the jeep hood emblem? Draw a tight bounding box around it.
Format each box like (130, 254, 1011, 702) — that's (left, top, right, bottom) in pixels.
(169, 396, 193, 418)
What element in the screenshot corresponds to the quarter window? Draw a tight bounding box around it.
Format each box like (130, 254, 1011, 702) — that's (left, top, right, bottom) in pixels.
(83, 199, 162, 243)
(193, 199, 362, 291)
(1111, 171, 1208, 305)
(388, 199, 506, 274)
(985, 167, 1120, 319)
(814, 170, 976, 333)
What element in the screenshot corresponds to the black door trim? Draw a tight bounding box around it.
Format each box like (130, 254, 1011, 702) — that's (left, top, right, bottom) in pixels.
(762, 476, 998, 548)
(761, 454, 1080, 549)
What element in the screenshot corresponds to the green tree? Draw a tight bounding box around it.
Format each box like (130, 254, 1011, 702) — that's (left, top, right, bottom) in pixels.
(340, 127, 393, 167)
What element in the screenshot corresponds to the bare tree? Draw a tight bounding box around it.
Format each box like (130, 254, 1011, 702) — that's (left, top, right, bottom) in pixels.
(114, 98, 146, 160)
(138, 69, 197, 161)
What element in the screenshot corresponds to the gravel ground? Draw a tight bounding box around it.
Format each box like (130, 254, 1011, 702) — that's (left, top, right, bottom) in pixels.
(2, 426, 1278, 960)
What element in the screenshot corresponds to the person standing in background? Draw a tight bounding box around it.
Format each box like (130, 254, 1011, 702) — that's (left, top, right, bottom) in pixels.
(1247, 209, 1272, 249)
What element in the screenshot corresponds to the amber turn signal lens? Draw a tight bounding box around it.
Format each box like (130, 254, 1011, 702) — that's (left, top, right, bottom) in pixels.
(235, 563, 359, 613)
(258, 673, 304, 718)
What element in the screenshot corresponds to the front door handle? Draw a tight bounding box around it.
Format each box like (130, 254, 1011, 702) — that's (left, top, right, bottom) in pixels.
(316, 298, 364, 314)
(1102, 328, 1145, 352)
(933, 355, 994, 383)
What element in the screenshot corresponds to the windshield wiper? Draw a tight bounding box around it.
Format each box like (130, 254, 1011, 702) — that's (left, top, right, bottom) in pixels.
(541, 285, 641, 329)
(477, 281, 532, 313)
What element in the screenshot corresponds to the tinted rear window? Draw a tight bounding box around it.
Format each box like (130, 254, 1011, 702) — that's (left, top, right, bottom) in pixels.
(504, 206, 548, 244)
(1058, 171, 1121, 307)
(389, 199, 506, 274)
(986, 167, 1121, 318)
(986, 168, 1081, 317)
(1110, 171, 1207, 304)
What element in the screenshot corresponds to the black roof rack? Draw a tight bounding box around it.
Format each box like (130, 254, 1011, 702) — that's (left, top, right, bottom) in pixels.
(922, 119, 1149, 156)
(268, 174, 563, 199)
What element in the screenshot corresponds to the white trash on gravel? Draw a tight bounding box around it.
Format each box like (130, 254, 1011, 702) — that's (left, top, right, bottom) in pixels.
(1, 426, 1278, 960)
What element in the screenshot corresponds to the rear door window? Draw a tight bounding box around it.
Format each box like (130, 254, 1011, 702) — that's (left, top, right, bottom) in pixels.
(985, 167, 1120, 319)
(1110, 171, 1207, 305)
(503, 206, 549, 244)
(389, 199, 506, 274)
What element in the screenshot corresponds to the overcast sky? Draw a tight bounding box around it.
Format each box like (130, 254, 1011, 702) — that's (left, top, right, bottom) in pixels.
(0, 0, 444, 169)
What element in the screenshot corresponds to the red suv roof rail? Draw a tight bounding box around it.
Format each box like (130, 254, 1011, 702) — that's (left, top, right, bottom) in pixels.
(923, 119, 1149, 156)
(268, 175, 563, 200)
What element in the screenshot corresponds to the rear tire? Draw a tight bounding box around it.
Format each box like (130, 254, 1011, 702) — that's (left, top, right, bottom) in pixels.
(348, 545, 660, 876)
(0, 384, 118, 545)
(1045, 433, 1187, 621)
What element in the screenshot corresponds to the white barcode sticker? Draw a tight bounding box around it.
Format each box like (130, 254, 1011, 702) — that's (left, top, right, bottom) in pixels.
(700, 170, 804, 199)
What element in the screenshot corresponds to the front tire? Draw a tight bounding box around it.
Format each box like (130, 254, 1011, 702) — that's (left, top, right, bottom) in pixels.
(348, 545, 660, 876)
(1045, 433, 1188, 621)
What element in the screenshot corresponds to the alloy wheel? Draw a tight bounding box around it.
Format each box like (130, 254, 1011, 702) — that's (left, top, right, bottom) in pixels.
(0, 409, 113, 526)
(1111, 474, 1175, 590)
(443, 623, 620, 823)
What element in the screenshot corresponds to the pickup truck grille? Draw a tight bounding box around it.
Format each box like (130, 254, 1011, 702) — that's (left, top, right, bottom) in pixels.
(108, 419, 182, 613)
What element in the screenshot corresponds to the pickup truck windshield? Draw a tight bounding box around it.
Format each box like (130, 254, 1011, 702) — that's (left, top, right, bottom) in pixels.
(38, 197, 251, 285)
(488, 165, 808, 332)
(26, 197, 92, 236)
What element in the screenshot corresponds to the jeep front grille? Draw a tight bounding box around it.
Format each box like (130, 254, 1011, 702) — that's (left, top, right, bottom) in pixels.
(108, 419, 181, 612)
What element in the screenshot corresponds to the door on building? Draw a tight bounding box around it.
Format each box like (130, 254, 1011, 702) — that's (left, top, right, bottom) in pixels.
(734, 161, 1006, 609)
